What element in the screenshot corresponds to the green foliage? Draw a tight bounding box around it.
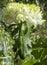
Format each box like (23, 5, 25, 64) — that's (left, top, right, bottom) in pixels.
(0, 0, 13, 7)
(0, 2, 47, 65)
(0, 28, 14, 65)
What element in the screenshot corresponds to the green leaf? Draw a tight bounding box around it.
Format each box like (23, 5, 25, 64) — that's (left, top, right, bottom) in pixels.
(22, 56, 37, 65)
(20, 35, 32, 58)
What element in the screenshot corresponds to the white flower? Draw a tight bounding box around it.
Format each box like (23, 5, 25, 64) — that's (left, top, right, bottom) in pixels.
(25, 10, 44, 26)
(18, 14, 24, 18)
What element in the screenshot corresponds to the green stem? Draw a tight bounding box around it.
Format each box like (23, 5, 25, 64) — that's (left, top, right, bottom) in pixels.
(40, 48, 45, 60)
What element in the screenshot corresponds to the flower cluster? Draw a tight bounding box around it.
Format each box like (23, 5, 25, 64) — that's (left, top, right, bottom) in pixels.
(2, 3, 45, 27)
